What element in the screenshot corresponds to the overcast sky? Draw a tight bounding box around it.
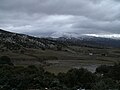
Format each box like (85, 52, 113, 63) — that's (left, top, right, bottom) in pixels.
(0, 0, 120, 37)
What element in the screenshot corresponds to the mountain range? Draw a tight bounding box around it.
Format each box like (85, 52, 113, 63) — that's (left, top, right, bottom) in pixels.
(0, 29, 61, 51)
(0, 29, 120, 51)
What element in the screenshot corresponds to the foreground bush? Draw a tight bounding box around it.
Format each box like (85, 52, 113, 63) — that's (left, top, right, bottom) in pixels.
(0, 56, 13, 65)
(92, 78, 119, 90)
(58, 68, 96, 89)
(0, 63, 120, 90)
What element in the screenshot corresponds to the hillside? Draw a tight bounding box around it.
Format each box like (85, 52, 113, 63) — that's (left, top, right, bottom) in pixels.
(0, 29, 120, 73)
(54, 36, 120, 48)
(0, 29, 64, 50)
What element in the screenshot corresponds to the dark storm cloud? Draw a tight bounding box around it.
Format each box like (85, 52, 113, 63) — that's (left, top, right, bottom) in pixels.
(0, 0, 120, 37)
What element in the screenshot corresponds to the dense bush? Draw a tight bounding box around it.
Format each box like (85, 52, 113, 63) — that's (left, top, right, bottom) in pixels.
(0, 63, 120, 90)
(95, 65, 110, 74)
(0, 56, 13, 65)
(95, 63, 120, 81)
(92, 78, 119, 90)
(58, 68, 96, 89)
(95, 63, 120, 90)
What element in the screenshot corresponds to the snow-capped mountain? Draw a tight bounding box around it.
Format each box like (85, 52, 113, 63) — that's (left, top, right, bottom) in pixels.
(52, 32, 120, 48)
(51, 32, 80, 38)
(50, 31, 120, 40)
(84, 34, 120, 40)
(1, 29, 120, 48)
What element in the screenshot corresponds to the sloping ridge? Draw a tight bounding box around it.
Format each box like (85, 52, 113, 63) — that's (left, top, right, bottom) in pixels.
(0, 29, 61, 50)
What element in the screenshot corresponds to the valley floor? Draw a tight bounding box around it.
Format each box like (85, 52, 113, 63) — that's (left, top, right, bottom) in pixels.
(0, 46, 120, 74)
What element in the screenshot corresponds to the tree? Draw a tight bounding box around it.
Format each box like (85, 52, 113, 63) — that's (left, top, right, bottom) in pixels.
(0, 56, 13, 65)
(107, 63, 120, 80)
(93, 78, 119, 90)
(57, 45, 62, 51)
(95, 65, 110, 75)
(59, 68, 96, 89)
(41, 47, 46, 51)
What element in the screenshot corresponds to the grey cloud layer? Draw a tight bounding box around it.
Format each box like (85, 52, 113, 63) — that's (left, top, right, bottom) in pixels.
(0, 0, 120, 36)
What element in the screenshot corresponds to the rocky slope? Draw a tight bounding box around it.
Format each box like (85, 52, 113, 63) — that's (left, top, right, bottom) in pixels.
(0, 29, 62, 51)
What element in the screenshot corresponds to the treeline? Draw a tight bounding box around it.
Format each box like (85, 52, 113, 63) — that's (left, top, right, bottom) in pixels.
(0, 56, 120, 90)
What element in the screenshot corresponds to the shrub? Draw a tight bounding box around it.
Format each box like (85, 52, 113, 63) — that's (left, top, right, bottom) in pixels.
(95, 65, 110, 74)
(0, 56, 13, 65)
(93, 78, 119, 90)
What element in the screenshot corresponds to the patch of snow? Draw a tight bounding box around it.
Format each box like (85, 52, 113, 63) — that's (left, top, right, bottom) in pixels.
(51, 32, 80, 38)
(84, 34, 120, 40)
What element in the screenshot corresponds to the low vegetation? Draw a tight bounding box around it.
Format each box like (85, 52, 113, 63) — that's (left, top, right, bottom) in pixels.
(0, 56, 13, 66)
(0, 56, 120, 90)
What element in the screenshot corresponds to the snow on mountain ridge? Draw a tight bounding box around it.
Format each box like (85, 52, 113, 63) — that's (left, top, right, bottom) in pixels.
(21, 32, 120, 40)
(50, 31, 120, 40)
(51, 32, 80, 38)
(84, 34, 120, 40)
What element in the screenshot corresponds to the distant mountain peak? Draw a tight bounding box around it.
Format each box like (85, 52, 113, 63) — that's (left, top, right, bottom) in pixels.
(50, 31, 120, 40)
(51, 32, 80, 38)
(1, 29, 120, 48)
(83, 34, 120, 40)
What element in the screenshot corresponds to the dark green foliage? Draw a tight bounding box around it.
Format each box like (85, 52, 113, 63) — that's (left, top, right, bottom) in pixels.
(96, 65, 110, 74)
(58, 68, 96, 89)
(0, 65, 96, 90)
(0, 56, 13, 65)
(92, 78, 119, 90)
(95, 63, 120, 90)
(96, 63, 120, 81)
(0, 64, 120, 90)
(0, 65, 44, 90)
(0, 65, 63, 90)
(57, 45, 62, 51)
(41, 47, 46, 50)
(107, 63, 120, 80)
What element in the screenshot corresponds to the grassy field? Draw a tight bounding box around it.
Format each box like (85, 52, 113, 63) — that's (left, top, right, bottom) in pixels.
(0, 46, 120, 74)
